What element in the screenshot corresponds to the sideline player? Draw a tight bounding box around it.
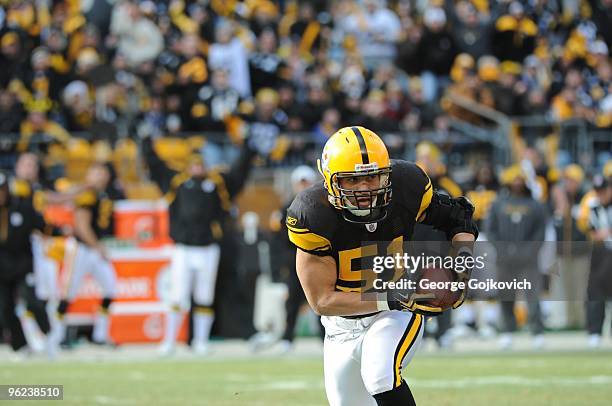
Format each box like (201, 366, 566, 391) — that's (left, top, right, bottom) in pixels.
(11, 153, 81, 353)
(286, 127, 477, 405)
(54, 163, 122, 346)
(0, 170, 48, 354)
(144, 132, 276, 355)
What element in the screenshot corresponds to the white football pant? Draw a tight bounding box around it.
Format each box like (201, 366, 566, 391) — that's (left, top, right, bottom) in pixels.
(162, 243, 221, 350)
(322, 311, 424, 406)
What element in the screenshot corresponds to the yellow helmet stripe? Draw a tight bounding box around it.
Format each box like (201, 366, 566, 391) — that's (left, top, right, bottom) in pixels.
(351, 126, 369, 164)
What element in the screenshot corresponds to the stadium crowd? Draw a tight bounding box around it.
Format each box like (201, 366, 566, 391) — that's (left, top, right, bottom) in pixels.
(0, 0, 610, 170)
(0, 0, 611, 355)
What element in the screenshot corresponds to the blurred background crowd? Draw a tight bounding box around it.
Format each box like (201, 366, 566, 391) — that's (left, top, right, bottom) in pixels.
(0, 0, 611, 354)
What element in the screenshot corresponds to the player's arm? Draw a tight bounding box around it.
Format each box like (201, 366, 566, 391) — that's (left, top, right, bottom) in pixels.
(221, 142, 257, 199)
(296, 250, 378, 317)
(74, 208, 100, 248)
(141, 135, 178, 194)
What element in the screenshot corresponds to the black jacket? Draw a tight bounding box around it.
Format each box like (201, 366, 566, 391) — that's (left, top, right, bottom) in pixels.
(144, 137, 255, 246)
(0, 195, 45, 280)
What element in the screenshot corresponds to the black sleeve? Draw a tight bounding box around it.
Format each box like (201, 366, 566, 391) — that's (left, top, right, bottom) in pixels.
(392, 160, 434, 221)
(285, 186, 337, 257)
(142, 136, 178, 194)
(220, 142, 256, 199)
(27, 202, 46, 233)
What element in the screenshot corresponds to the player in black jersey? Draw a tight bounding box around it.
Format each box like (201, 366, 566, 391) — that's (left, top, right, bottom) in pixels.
(54, 163, 123, 347)
(286, 127, 477, 406)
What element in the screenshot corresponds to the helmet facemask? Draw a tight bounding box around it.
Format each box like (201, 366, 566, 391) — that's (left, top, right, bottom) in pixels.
(329, 167, 392, 224)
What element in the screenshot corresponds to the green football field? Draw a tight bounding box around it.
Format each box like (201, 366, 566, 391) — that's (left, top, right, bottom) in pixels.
(4, 350, 612, 405)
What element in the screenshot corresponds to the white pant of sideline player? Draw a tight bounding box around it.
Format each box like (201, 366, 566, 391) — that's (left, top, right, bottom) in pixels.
(55, 238, 117, 345)
(31, 234, 59, 302)
(322, 311, 424, 406)
(160, 243, 220, 355)
(26, 234, 61, 356)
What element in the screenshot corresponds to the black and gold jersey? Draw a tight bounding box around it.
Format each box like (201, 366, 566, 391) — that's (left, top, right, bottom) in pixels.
(10, 178, 47, 213)
(75, 187, 123, 239)
(286, 160, 434, 293)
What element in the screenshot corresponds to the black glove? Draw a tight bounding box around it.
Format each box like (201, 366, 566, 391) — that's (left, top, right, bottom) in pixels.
(377, 289, 444, 317)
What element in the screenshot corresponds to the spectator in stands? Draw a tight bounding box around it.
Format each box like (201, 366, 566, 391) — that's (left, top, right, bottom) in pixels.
(300, 78, 331, 130)
(0, 32, 25, 88)
(191, 68, 244, 132)
(520, 55, 550, 93)
(248, 0, 279, 37)
(588, 0, 612, 48)
(445, 53, 495, 125)
(109, 0, 163, 70)
(493, 1, 538, 63)
(402, 77, 443, 131)
(0, 88, 24, 134)
(60, 80, 94, 132)
(278, 82, 304, 131)
(383, 79, 410, 123)
(17, 47, 66, 105)
(491, 61, 525, 116)
(417, 7, 457, 102)
(355, 89, 400, 133)
(18, 108, 70, 156)
(287, 2, 324, 59)
(208, 20, 252, 98)
(451, 1, 492, 59)
(312, 107, 340, 147)
(173, 34, 209, 105)
(335, 0, 401, 68)
(250, 28, 286, 95)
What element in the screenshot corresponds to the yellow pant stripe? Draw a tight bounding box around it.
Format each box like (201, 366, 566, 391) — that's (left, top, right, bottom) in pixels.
(394, 314, 423, 387)
(194, 307, 214, 315)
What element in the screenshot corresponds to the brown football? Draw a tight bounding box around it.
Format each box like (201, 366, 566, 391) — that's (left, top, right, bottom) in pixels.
(415, 267, 462, 311)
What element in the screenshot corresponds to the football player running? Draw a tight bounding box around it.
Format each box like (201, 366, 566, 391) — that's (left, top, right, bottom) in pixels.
(286, 127, 477, 406)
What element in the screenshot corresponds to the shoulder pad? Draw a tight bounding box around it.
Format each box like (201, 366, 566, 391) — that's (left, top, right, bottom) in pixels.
(391, 160, 433, 220)
(11, 179, 32, 198)
(286, 184, 336, 256)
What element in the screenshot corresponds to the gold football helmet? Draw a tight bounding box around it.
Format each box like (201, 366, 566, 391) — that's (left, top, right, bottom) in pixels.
(317, 126, 392, 223)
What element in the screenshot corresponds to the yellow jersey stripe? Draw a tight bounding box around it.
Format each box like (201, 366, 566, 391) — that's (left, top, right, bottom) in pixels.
(416, 180, 433, 221)
(394, 314, 423, 387)
(288, 229, 332, 253)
